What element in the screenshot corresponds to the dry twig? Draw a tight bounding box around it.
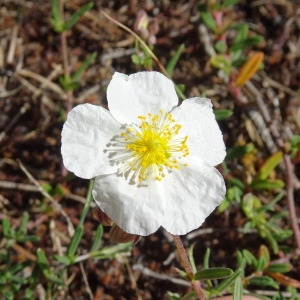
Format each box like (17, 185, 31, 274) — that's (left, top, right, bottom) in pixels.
(17, 160, 75, 237)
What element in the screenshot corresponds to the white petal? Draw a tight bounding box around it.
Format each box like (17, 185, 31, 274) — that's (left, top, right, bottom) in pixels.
(161, 156, 226, 235)
(93, 169, 164, 235)
(61, 104, 120, 179)
(107, 71, 178, 124)
(172, 97, 226, 166)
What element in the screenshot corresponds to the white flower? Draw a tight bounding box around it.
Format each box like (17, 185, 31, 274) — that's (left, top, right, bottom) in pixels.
(61, 71, 226, 236)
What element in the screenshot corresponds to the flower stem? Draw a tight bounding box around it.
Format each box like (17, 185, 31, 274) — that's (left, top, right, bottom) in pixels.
(172, 235, 207, 300)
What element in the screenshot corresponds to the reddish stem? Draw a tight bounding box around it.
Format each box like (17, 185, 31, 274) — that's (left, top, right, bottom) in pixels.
(172, 235, 207, 300)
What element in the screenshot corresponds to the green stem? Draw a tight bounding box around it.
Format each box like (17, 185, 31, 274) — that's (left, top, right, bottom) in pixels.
(79, 179, 94, 227)
(172, 235, 207, 300)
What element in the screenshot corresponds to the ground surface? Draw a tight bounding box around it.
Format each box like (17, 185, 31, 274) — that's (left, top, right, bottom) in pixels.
(0, 0, 300, 299)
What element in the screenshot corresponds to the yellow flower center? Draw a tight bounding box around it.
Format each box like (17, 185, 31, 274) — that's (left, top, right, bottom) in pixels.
(120, 110, 189, 182)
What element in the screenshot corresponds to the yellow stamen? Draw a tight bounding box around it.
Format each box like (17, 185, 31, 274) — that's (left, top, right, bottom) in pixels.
(120, 110, 189, 182)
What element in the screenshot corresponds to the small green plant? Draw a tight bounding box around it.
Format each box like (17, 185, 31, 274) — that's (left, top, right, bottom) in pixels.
(242, 193, 293, 254)
(199, 0, 265, 104)
(50, 0, 96, 93)
(0, 213, 40, 299)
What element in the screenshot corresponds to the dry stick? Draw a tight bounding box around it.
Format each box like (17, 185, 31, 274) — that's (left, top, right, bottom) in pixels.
(172, 235, 207, 300)
(0, 102, 30, 143)
(124, 259, 143, 300)
(0, 180, 92, 205)
(79, 262, 94, 300)
(99, 10, 167, 77)
(132, 264, 190, 287)
(246, 81, 300, 250)
(12, 242, 37, 262)
(18, 160, 75, 236)
(283, 154, 300, 249)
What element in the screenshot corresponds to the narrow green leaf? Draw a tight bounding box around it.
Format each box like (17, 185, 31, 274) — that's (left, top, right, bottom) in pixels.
(236, 253, 246, 270)
(256, 193, 283, 214)
(48, 275, 65, 285)
(218, 198, 231, 212)
(249, 276, 279, 289)
(188, 244, 197, 274)
(264, 232, 279, 254)
(264, 221, 286, 236)
(244, 293, 272, 300)
(203, 248, 213, 287)
(231, 36, 264, 51)
(166, 44, 185, 77)
(29, 264, 40, 284)
(269, 211, 288, 222)
(167, 292, 181, 300)
(256, 256, 268, 272)
(201, 11, 218, 33)
(258, 151, 283, 180)
(3, 291, 14, 300)
(59, 75, 79, 91)
(0, 275, 6, 284)
(215, 41, 227, 54)
(54, 184, 67, 198)
(10, 261, 31, 275)
(242, 249, 257, 267)
(53, 255, 71, 265)
(231, 55, 247, 66)
(182, 291, 197, 300)
(17, 235, 40, 243)
(50, 0, 64, 32)
(175, 84, 186, 100)
(290, 135, 300, 158)
(17, 212, 29, 236)
(67, 225, 83, 257)
(229, 23, 248, 62)
(64, 2, 94, 30)
(2, 216, 10, 238)
(143, 55, 153, 69)
(25, 288, 34, 299)
(131, 54, 141, 65)
(37, 248, 50, 277)
(266, 263, 292, 274)
(214, 109, 233, 121)
(72, 52, 97, 82)
(274, 229, 293, 241)
(233, 276, 243, 300)
(175, 268, 188, 279)
(258, 245, 270, 263)
(91, 242, 132, 260)
(221, 0, 240, 8)
(194, 267, 233, 280)
(242, 193, 262, 219)
(11, 275, 27, 284)
(232, 23, 249, 43)
(210, 54, 232, 75)
(228, 178, 244, 190)
(67, 179, 94, 257)
(217, 268, 242, 292)
(225, 144, 254, 161)
(203, 248, 210, 269)
(90, 225, 103, 252)
(250, 179, 285, 190)
(51, 0, 61, 22)
(79, 179, 94, 227)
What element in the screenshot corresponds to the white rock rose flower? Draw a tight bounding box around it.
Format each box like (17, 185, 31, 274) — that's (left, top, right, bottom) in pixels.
(61, 71, 226, 236)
